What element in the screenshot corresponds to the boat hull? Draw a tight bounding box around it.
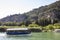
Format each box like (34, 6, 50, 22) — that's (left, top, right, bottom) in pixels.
(7, 32, 31, 35)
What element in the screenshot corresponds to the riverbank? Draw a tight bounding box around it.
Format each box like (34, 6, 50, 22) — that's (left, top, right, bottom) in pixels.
(0, 23, 60, 32)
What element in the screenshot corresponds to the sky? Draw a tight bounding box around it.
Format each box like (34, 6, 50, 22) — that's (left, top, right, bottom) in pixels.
(0, 0, 58, 19)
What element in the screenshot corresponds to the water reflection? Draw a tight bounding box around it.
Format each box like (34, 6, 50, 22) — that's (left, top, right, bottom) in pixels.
(53, 32, 60, 40)
(6, 36, 29, 40)
(0, 32, 60, 40)
(0, 32, 31, 40)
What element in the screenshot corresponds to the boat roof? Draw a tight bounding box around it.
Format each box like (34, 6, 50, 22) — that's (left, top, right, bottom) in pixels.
(7, 28, 28, 31)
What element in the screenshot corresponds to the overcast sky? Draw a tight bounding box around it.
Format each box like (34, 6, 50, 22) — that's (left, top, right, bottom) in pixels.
(0, 0, 58, 19)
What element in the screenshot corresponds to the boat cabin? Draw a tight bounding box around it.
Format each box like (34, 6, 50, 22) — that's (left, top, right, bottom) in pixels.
(6, 28, 31, 35)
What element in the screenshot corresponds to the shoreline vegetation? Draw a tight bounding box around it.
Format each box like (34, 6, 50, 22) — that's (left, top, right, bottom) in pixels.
(0, 22, 60, 32)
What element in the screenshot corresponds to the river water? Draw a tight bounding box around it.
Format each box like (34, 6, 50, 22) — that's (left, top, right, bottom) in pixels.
(0, 32, 60, 40)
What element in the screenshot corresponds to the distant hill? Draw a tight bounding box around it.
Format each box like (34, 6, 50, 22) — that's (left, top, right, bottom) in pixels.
(0, 1, 60, 25)
(0, 14, 27, 22)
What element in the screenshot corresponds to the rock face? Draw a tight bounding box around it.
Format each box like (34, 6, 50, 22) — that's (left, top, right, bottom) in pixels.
(54, 29, 60, 32)
(0, 1, 60, 24)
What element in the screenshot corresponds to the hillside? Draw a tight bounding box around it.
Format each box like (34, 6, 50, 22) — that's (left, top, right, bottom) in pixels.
(0, 1, 60, 26)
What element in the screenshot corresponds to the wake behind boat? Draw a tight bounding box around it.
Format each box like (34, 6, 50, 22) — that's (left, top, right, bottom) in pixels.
(6, 28, 31, 36)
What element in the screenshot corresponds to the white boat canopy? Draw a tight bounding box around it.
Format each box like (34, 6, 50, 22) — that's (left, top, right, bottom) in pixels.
(7, 28, 28, 31)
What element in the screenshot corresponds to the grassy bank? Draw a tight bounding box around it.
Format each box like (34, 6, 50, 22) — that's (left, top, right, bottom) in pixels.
(0, 23, 60, 32)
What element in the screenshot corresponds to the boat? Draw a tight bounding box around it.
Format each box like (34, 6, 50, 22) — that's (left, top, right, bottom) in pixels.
(6, 28, 31, 36)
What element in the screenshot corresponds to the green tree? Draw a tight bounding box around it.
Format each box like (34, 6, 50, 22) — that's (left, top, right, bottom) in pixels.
(53, 23, 60, 29)
(46, 24, 54, 30)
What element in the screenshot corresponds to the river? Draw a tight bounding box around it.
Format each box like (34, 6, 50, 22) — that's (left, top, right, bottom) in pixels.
(0, 32, 60, 40)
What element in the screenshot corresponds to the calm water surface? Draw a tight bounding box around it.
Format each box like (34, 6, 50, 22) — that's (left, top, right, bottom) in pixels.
(0, 32, 60, 40)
